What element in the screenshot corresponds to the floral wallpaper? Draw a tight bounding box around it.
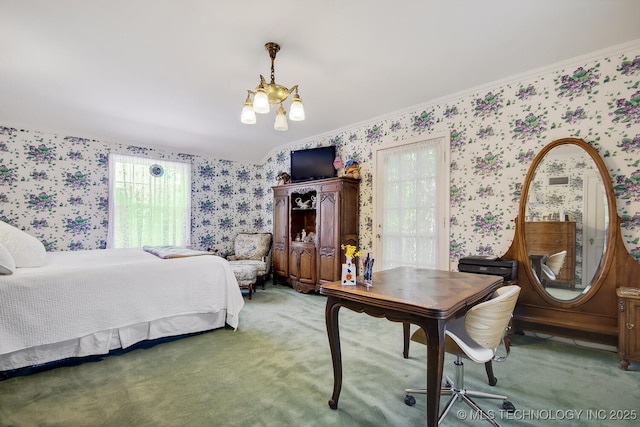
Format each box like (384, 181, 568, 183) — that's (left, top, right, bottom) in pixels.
(0, 129, 266, 254)
(1, 43, 639, 272)
(261, 43, 640, 269)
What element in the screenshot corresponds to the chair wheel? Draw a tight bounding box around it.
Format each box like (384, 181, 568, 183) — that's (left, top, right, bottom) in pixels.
(502, 400, 515, 412)
(404, 394, 416, 406)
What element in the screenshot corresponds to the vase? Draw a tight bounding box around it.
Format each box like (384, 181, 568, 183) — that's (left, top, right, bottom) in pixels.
(341, 257, 356, 286)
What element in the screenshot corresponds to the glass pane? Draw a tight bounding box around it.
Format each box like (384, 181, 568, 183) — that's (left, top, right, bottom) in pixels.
(378, 139, 444, 270)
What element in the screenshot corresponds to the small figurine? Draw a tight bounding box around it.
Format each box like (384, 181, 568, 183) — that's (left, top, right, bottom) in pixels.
(344, 159, 360, 179)
(295, 197, 312, 209)
(333, 156, 343, 171)
(277, 172, 290, 185)
(301, 229, 306, 241)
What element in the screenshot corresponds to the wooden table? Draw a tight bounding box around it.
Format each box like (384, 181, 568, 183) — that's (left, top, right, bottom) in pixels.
(320, 267, 503, 427)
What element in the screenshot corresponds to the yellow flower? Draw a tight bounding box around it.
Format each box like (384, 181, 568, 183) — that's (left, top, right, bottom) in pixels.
(341, 244, 361, 259)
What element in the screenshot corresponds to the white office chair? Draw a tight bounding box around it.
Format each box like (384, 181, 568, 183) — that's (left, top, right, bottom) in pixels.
(405, 285, 521, 427)
(541, 250, 567, 281)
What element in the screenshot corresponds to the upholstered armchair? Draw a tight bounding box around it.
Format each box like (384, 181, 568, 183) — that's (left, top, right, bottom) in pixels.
(226, 233, 273, 287)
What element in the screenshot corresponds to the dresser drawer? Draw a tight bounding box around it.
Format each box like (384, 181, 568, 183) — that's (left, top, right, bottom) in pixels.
(525, 222, 573, 234)
(526, 234, 569, 246)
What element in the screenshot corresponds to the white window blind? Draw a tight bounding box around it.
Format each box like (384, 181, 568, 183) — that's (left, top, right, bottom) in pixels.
(107, 154, 191, 248)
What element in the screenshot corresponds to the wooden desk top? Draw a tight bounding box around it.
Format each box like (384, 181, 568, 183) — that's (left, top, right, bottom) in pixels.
(320, 267, 503, 319)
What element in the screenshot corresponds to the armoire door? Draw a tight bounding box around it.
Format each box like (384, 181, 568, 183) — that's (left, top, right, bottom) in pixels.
(272, 190, 289, 279)
(317, 190, 340, 283)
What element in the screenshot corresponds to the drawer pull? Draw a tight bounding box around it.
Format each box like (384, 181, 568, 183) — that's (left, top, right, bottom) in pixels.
(627, 323, 635, 330)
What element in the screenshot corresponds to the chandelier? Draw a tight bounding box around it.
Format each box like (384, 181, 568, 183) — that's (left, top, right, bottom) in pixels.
(240, 42, 305, 131)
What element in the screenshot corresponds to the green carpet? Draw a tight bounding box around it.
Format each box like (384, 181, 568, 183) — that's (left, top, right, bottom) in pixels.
(1, 283, 638, 426)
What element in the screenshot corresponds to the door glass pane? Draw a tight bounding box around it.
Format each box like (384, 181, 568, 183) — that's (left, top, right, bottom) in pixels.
(376, 137, 448, 270)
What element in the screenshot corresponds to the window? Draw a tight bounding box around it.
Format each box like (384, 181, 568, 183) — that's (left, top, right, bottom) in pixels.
(374, 135, 450, 270)
(107, 154, 191, 248)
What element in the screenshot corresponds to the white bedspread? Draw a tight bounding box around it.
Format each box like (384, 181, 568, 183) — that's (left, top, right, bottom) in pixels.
(0, 248, 244, 358)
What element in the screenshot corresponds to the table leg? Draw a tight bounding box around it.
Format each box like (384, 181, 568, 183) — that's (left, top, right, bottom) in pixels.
(325, 296, 342, 410)
(403, 322, 410, 359)
(420, 318, 446, 427)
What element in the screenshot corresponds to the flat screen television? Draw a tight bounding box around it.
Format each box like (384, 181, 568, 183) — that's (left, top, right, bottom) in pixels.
(290, 146, 337, 183)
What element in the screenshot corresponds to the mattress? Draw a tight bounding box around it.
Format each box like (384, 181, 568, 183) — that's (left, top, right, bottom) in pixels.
(0, 248, 244, 371)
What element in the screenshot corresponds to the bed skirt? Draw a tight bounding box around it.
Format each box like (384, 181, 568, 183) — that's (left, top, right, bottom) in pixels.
(0, 310, 227, 372)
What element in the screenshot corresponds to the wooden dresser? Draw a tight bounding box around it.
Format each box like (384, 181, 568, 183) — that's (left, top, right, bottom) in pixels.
(524, 221, 576, 289)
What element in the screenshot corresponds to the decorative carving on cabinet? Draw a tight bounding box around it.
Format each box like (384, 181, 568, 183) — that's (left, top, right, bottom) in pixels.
(504, 137, 640, 347)
(289, 186, 316, 196)
(319, 247, 336, 257)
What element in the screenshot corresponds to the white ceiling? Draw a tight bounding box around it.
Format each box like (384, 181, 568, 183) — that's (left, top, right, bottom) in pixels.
(1, 1, 640, 163)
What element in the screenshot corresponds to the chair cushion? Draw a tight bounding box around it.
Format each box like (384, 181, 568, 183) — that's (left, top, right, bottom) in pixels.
(229, 263, 258, 286)
(228, 259, 267, 277)
(445, 318, 495, 363)
(233, 233, 271, 260)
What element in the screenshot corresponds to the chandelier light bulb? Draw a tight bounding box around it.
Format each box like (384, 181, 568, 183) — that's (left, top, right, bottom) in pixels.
(240, 102, 256, 124)
(289, 93, 305, 121)
(274, 105, 288, 131)
(253, 88, 270, 114)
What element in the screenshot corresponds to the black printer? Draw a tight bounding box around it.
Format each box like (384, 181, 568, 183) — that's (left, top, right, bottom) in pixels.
(458, 256, 518, 281)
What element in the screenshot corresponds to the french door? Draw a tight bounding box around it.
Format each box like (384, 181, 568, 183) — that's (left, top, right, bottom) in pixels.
(373, 135, 449, 271)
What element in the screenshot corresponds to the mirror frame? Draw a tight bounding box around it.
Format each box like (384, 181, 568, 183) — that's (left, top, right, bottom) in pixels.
(516, 137, 617, 308)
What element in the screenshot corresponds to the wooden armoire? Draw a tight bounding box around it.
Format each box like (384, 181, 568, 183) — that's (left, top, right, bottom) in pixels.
(272, 177, 359, 293)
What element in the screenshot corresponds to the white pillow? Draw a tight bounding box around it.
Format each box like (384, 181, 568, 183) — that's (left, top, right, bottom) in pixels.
(0, 242, 16, 275)
(0, 220, 47, 267)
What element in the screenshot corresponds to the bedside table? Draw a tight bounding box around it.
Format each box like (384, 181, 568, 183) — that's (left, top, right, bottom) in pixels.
(617, 287, 640, 370)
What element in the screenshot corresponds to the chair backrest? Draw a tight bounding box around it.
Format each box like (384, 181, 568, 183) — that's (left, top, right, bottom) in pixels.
(545, 250, 567, 275)
(233, 233, 272, 260)
(464, 285, 521, 350)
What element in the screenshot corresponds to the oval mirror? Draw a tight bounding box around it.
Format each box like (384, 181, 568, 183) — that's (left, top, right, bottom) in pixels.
(519, 138, 615, 305)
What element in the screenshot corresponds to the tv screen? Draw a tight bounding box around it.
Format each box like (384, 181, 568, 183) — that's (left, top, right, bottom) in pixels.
(290, 146, 337, 183)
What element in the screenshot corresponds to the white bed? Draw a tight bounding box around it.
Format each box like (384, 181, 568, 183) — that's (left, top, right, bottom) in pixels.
(0, 248, 244, 372)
